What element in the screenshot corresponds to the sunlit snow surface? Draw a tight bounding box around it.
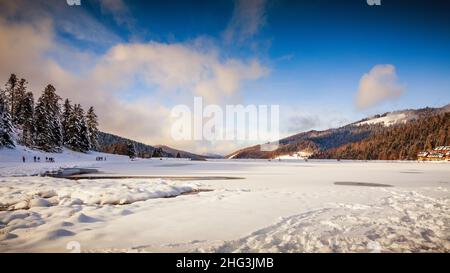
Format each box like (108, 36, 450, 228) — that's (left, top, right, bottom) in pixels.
(356, 112, 412, 127)
(0, 147, 449, 252)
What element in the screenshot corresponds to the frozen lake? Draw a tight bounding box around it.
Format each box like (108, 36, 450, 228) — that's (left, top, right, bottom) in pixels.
(0, 158, 449, 252)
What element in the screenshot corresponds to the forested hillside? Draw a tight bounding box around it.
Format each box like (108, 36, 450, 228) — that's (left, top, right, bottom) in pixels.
(97, 132, 206, 160)
(312, 112, 450, 160)
(98, 131, 167, 158)
(227, 105, 450, 160)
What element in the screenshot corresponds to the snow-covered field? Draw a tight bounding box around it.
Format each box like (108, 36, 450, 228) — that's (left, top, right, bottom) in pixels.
(0, 147, 449, 253)
(0, 145, 127, 176)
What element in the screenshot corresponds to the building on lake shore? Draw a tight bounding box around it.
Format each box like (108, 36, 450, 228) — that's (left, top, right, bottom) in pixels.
(417, 146, 450, 161)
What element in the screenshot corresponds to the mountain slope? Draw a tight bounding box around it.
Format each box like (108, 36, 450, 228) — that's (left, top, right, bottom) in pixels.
(226, 125, 374, 159)
(98, 132, 205, 159)
(227, 104, 450, 160)
(98, 131, 161, 157)
(313, 111, 450, 160)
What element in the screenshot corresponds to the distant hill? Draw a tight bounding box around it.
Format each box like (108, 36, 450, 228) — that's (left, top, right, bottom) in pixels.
(201, 152, 224, 159)
(98, 132, 205, 160)
(227, 104, 450, 160)
(155, 145, 206, 160)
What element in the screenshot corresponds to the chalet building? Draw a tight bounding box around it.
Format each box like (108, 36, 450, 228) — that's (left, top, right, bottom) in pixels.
(418, 146, 450, 161)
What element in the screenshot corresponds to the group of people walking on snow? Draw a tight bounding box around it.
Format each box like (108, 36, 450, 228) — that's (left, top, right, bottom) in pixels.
(21, 156, 55, 163)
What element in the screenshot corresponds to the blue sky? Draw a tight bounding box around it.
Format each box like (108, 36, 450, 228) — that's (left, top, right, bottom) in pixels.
(62, 0, 450, 112)
(1, 0, 449, 153)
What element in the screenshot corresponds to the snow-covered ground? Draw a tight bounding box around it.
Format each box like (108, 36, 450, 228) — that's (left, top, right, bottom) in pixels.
(0, 145, 128, 176)
(356, 112, 412, 127)
(0, 147, 449, 252)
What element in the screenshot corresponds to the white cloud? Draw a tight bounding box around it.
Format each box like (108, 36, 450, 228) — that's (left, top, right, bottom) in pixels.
(91, 42, 268, 103)
(356, 64, 405, 109)
(0, 16, 268, 154)
(223, 0, 267, 44)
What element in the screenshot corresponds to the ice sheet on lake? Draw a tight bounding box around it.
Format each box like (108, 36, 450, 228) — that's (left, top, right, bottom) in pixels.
(0, 153, 449, 253)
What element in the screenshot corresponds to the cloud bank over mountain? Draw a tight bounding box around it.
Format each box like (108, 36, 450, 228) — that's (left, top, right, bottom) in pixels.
(0, 0, 269, 154)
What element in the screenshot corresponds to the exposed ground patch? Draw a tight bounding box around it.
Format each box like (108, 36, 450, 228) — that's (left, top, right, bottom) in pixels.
(334, 181, 393, 187)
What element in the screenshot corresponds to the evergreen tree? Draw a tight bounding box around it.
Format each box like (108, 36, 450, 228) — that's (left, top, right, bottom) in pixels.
(0, 75, 105, 153)
(13, 78, 27, 125)
(176, 152, 181, 158)
(62, 99, 72, 144)
(4, 74, 18, 120)
(66, 104, 90, 152)
(20, 92, 35, 147)
(76, 105, 90, 152)
(86, 106, 99, 150)
(34, 84, 63, 152)
(0, 95, 14, 148)
(127, 142, 136, 159)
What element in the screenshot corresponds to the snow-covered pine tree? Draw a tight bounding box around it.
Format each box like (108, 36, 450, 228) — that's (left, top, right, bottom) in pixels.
(20, 92, 35, 147)
(76, 105, 90, 152)
(64, 107, 77, 151)
(62, 98, 72, 145)
(13, 78, 27, 126)
(3, 74, 18, 122)
(66, 104, 90, 152)
(34, 84, 63, 152)
(86, 106, 99, 151)
(0, 95, 14, 148)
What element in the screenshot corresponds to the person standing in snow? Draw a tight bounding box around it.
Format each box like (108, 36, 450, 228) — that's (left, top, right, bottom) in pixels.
(22, 156, 25, 163)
